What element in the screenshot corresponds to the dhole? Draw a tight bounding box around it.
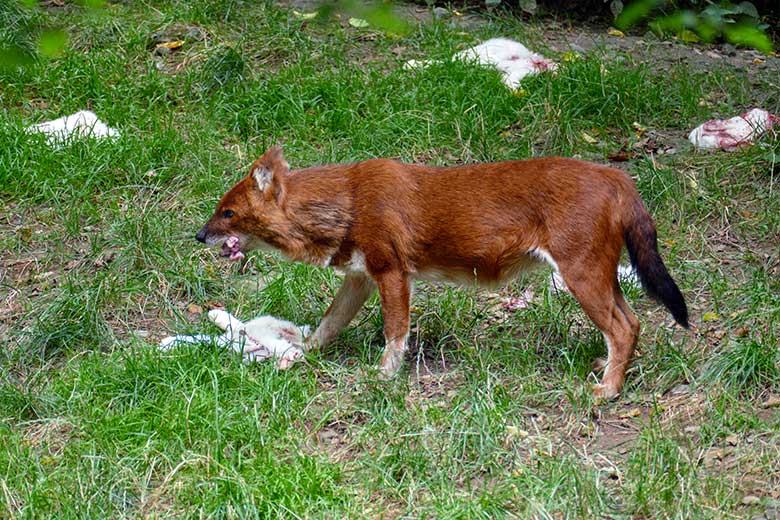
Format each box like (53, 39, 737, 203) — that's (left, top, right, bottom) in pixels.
(196, 147, 688, 399)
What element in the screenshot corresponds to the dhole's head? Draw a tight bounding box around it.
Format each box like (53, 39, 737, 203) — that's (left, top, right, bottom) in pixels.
(196, 147, 290, 261)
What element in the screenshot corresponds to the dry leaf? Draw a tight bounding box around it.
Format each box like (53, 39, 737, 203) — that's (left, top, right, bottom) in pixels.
(506, 425, 529, 438)
(187, 303, 203, 315)
(292, 10, 318, 19)
(581, 131, 598, 144)
(608, 28, 625, 38)
(702, 312, 720, 322)
(619, 408, 641, 419)
(155, 40, 183, 50)
(608, 148, 636, 162)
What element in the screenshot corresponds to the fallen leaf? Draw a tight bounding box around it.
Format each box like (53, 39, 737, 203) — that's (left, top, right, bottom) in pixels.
(155, 40, 183, 50)
(608, 28, 625, 38)
(561, 51, 579, 62)
(725, 434, 739, 446)
(742, 495, 761, 506)
(506, 425, 529, 438)
(619, 408, 641, 419)
(348, 17, 369, 28)
(581, 131, 598, 144)
(754, 57, 765, 65)
(292, 10, 318, 19)
(187, 303, 203, 315)
(608, 148, 636, 162)
(702, 312, 720, 322)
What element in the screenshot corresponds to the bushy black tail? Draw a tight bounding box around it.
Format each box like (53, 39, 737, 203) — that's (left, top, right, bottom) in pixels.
(624, 200, 689, 328)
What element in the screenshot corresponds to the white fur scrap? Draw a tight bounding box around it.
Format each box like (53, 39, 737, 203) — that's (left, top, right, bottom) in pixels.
(688, 108, 777, 151)
(26, 110, 120, 146)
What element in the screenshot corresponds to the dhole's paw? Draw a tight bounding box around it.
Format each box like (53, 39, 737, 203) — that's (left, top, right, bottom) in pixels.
(591, 383, 620, 401)
(378, 349, 404, 380)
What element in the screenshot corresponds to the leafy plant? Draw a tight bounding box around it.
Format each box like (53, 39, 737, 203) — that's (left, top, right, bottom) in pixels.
(616, 0, 774, 53)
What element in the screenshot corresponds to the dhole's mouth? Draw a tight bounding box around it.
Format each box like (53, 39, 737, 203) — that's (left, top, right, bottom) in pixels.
(221, 236, 245, 262)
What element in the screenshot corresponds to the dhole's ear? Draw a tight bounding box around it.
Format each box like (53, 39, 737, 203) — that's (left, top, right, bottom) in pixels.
(252, 147, 290, 199)
(251, 147, 289, 199)
(252, 166, 274, 192)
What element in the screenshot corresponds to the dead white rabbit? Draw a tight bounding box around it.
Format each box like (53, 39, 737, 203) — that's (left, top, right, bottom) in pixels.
(26, 110, 120, 145)
(159, 309, 309, 369)
(405, 38, 557, 90)
(688, 108, 778, 151)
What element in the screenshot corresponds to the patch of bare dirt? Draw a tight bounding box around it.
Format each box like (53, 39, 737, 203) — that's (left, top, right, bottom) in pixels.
(540, 18, 778, 79)
(21, 417, 76, 456)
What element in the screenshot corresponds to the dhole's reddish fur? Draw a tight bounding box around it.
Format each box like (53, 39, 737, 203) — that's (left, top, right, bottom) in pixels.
(197, 147, 688, 399)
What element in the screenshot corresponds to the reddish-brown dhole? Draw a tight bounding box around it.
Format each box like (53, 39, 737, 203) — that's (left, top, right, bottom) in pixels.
(196, 147, 688, 399)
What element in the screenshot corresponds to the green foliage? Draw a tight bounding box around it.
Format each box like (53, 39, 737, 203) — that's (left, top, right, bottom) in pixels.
(617, 0, 774, 53)
(703, 336, 779, 394)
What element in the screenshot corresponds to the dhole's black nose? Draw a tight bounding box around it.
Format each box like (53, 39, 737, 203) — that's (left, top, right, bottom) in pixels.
(195, 227, 207, 244)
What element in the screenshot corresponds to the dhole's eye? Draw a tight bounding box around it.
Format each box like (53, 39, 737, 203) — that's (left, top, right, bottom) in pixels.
(222, 209, 235, 218)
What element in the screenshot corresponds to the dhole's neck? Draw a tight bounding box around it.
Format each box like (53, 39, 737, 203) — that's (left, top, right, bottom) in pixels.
(275, 169, 354, 266)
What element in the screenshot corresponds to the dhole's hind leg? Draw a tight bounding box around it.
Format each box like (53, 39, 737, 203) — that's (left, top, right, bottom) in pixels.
(306, 273, 375, 351)
(374, 270, 412, 379)
(558, 261, 640, 399)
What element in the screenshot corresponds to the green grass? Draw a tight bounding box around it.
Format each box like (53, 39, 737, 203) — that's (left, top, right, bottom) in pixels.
(1, 0, 779, 517)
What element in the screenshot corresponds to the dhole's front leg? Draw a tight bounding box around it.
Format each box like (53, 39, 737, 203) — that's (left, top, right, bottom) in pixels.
(375, 271, 412, 379)
(306, 273, 375, 351)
